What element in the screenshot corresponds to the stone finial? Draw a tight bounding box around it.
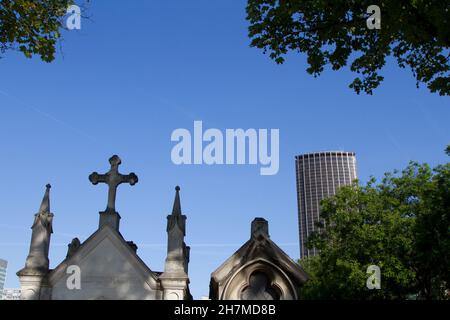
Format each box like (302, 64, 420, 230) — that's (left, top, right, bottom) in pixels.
(89, 155, 138, 230)
(32, 184, 53, 233)
(167, 186, 186, 235)
(251, 217, 269, 239)
(89, 155, 138, 214)
(38, 184, 51, 214)
(18, 184, 54, 278)
(127, 241, 138, 253)
(172, 186, 182, 216)
(161, 186, 190, 300)
(66, 238, 81, 259)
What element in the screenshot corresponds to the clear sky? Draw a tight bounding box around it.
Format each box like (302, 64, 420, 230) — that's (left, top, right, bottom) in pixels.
(0, 1, 448, 298)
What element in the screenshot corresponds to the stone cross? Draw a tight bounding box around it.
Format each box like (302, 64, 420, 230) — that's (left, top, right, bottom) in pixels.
(89, 155, 138, 213)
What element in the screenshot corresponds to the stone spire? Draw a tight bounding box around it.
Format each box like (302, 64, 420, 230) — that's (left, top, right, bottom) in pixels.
(17, 184, 54, 300)
(39, 184, 51, 215)
(24, 184, 54, 271)
(172, 186, 182, 215)
(165, 186, 188, 261)
(166, 186, 186, 235)
(160, 186, 191, 300)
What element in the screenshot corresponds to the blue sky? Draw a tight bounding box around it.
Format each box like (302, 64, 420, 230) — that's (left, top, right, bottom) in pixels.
(0, 1, 448, 298)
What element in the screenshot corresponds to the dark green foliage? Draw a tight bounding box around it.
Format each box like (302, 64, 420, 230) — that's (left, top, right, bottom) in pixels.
(0, 0, 74, 62)
(246, 0, 450, 95)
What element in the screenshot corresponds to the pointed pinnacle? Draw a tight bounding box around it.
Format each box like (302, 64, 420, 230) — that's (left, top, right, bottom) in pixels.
(172, 186, 182, 215)
(39, 184, 51, 214)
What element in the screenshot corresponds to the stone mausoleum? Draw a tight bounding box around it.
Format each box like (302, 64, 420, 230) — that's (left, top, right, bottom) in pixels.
(17, 155, 307, 300)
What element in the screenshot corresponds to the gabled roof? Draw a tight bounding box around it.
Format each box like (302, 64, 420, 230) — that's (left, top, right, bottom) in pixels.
(211, 229, 308, 287)
(48, 224, 160, 289)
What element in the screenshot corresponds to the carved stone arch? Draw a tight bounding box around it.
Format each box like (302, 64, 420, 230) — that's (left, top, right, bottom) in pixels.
(221, 259, 298, 300)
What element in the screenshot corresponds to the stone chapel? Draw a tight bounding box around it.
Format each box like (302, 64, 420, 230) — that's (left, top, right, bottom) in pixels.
(17, 155, 307, 300)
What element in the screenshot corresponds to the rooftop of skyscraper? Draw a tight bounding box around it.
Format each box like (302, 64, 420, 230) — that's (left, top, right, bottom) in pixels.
(296, 151, 356, 159)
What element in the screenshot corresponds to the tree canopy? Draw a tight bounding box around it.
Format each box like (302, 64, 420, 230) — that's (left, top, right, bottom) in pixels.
(0, 0, 74, 62)
(300, 157, 450, 299)
(247, 0, 450, 95)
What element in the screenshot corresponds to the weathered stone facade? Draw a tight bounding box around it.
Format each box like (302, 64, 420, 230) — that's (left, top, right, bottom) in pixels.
(209, 218, 308, 300)
(17, 156, 306, 300)
(17, 156, 191, 300)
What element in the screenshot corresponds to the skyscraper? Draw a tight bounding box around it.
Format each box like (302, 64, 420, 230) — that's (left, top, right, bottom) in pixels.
(295, 151, 357, 258)
(0, 259, 7, 291)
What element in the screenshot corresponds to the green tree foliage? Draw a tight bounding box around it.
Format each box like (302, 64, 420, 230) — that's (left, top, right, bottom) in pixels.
(300, 159, 450, 299)
(0, 0, 74, 62)
(246, 0, 450, 95)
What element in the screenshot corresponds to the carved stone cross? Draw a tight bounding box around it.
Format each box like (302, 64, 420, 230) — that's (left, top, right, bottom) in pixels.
(89, 155, 138, 213)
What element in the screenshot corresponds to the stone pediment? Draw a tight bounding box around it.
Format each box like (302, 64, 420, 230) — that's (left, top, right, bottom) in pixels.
(48, 225, 161, 300)
(210, 218, 308, 300)
(212, 238, 308, 286)
(17, 159, 191, 300)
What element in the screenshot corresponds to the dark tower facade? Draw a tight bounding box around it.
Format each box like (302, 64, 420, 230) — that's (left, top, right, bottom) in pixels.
(295, 151, 357, 258)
